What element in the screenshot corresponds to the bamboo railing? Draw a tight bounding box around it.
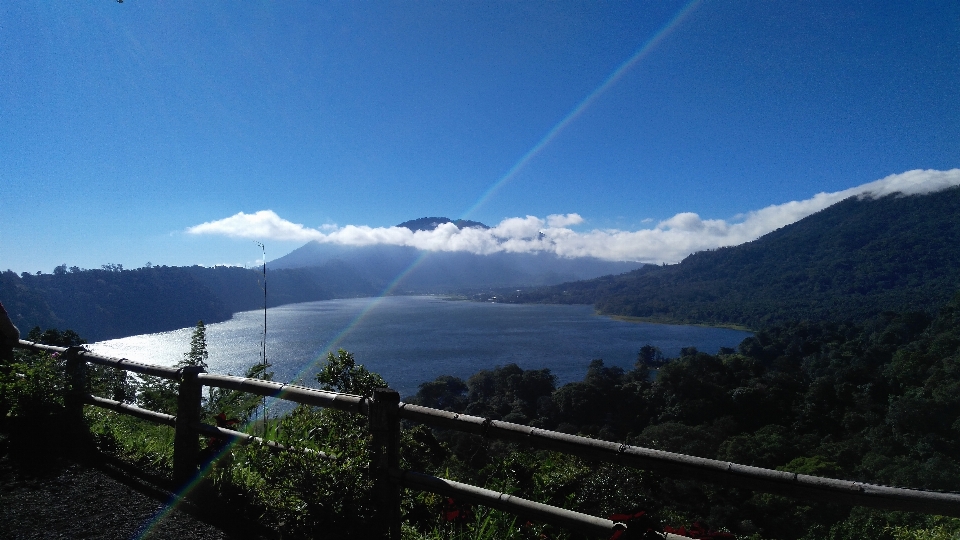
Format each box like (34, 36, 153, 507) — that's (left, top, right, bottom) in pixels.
(14, 339, 960, 538)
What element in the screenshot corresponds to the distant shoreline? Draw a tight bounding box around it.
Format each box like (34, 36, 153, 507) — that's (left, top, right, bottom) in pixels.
(601, 312, 754, 333)
(444, 295, 756, 332)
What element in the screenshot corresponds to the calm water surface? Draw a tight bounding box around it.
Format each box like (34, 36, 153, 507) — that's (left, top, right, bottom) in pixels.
(89, 296, 751, 398)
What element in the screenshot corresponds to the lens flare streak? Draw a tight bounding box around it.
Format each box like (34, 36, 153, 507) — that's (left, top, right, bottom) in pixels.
(462, 0, 703, 220)
(132, 2, 701, 535)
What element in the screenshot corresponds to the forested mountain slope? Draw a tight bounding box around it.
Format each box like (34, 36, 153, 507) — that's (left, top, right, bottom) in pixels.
(503, 187, 960, 328)
(0, 264, 378, 341)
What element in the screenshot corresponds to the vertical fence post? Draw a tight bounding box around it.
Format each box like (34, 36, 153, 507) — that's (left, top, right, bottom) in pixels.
(370, 387, 401, 539)
(173, 365, 205, 487)
(63, 346, 86, 430)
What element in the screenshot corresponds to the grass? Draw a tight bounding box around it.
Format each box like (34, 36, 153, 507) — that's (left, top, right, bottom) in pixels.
(85, 406, 175, 472)
(81, 401, 577, 539)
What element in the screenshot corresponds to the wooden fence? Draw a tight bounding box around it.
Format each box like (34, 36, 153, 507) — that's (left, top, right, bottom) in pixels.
(14, 339, 960, 539)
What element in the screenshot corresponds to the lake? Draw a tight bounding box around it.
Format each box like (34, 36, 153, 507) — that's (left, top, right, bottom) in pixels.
(88, 295, 752, 398)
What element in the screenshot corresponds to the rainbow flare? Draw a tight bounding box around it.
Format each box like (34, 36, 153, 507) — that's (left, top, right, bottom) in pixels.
(132, 1, 701, 535)
(460, 0, 703, 221)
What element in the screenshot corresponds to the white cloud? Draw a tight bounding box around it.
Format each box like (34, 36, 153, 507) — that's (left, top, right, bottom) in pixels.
(186, 169, 960, 264)
(657, 212, 705, 232)
(186, 210, 324, 242)
(546, 213, 584, 227)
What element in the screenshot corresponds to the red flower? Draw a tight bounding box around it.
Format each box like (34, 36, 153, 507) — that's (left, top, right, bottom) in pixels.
(203, 412, 241, 457)
(215, 412, 240, 428)
(609, 511, 662, 540)
(442, 497, 472, 524)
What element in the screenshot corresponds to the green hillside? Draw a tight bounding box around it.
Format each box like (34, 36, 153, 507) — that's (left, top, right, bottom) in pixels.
(503, 187, 960, 328)
(0, 264, 378, 341)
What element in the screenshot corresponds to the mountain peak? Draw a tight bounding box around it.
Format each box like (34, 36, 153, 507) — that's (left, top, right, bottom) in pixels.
(396, 217, 489, 232)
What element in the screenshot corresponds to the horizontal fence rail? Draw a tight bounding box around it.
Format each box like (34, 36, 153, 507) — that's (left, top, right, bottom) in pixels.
(16, 340, 68, 354)
(18, 339, 181, 380)
(392, 468, 624, 537)
(197, 373, 369, 415)
(84, 394, 176, 427)
(391, 470, 692, 540)
(190, 421, 335, 459)
(397, 403, 960, 517)
(13, 339, 960, 538)
(80, 351, 181, 380)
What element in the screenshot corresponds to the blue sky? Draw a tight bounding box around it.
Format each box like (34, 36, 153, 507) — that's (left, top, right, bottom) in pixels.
(2, 1, 958, 273)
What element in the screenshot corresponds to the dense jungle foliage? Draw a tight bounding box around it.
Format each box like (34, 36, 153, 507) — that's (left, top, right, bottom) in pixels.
(407, 291, 960, 539)
(499, 188, 960, 330)
(4, 292, 960, 539)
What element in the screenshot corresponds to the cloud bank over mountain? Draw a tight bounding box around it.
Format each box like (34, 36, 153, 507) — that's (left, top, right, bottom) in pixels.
(187, 169, 960, 264)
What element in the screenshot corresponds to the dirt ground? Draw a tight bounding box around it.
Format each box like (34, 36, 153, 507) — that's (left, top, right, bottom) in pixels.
(0, 432, 279, 540)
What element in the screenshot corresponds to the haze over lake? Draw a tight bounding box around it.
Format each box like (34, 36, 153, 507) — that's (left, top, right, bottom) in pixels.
(89, 296, 751, 398)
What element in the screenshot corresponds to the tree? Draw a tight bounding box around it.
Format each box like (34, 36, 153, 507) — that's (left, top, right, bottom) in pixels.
(637, 344, 665, 367)
(413, 375, 468, 411)
(316, 349, 386, 397)
(181, 320, 208, 369)
(25, 327, 86, 347)
(140, 320, 208, 414)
